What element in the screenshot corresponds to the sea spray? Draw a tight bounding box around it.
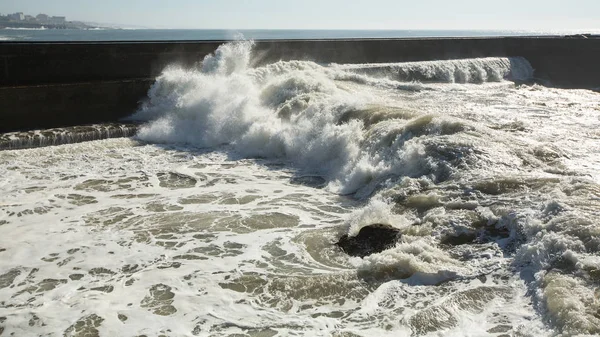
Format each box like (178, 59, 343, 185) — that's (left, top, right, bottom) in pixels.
(131, 41, 533, 195)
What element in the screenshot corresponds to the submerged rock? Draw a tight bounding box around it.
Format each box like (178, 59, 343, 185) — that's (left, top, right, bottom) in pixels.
(336, 224, 402, 258)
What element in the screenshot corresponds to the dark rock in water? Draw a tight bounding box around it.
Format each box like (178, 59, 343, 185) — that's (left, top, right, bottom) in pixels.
(336, 224, 402, 258)
(440, 232, 478, 246)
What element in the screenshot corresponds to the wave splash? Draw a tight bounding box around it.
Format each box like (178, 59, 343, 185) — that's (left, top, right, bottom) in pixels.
(335, 56, 534, 84)
(130, 41, 532, 196)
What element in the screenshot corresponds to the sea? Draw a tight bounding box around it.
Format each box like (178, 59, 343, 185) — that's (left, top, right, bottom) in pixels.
(1, 31, 600, 336)
(0, 28, 599, 42)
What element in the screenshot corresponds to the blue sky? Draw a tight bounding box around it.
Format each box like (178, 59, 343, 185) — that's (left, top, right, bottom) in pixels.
(1, 0, 599, 30)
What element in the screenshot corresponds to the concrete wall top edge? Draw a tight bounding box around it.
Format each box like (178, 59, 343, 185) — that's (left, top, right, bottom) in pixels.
(1, 36, 599, 88)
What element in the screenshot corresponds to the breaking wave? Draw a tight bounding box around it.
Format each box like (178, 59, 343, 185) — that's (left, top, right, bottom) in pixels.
(129, 41, 534, 196)
(128, 40, 600, 335)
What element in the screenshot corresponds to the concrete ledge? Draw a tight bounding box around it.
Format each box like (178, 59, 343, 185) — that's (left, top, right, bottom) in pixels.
(0, 80, 153, 132)
(1, 41, 223, 86)
(2, 37, 599, 87)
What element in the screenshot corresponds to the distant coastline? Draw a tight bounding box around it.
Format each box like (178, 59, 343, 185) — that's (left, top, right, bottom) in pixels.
(0, 11, 102, 30)
(1, 27, 598, 44)
(0, 22, 101, 30)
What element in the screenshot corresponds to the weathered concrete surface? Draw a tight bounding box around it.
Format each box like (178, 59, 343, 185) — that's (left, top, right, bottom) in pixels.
(0, 42, 222, 87)
(0, 80, 152, 132)
(1, 37, 598, 132)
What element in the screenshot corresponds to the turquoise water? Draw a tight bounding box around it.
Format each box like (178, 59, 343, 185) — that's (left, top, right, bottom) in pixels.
(0, 28, 596, 42)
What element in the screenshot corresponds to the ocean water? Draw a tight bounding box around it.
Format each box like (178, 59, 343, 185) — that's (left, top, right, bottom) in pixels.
(1, 40, 600, 336)
(0, 28, 599, 42)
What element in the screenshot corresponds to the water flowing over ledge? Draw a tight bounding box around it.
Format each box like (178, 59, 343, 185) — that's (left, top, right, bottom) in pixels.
(335, 56, 534, 84)
(0, 123, 139, 150)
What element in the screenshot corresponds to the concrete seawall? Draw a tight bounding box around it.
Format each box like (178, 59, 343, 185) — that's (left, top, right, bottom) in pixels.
(1, 36, 599, 132)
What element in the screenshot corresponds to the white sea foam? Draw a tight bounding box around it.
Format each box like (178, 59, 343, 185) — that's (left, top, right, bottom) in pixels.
(334, 56, 534, 83)
(4, 26, 47, 30)
(2, 41, 600, 335)
(127, 43, 600, 334)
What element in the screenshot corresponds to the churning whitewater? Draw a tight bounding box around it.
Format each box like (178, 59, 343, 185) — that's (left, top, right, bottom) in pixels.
(1, 40, 599, 336)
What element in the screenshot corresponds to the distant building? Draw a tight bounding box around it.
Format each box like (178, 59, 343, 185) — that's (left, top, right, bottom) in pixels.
(24, 15, 35, 21)
(36, 14, 49, 22)
(50, 16, 66, 24)
(9, 12, 24, 21)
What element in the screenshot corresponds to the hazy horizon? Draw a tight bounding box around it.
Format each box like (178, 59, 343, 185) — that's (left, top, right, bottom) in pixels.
(1, 0, 599, 31)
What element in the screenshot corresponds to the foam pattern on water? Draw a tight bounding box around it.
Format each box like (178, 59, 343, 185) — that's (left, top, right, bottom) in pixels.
(1, 41, 600, 336)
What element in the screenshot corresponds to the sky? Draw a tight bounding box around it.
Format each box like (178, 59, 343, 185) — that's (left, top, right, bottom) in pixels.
(1, 0, 599, 30)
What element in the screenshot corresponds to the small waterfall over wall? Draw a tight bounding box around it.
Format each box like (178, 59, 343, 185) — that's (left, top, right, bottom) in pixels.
(0, 123, 139, 150)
